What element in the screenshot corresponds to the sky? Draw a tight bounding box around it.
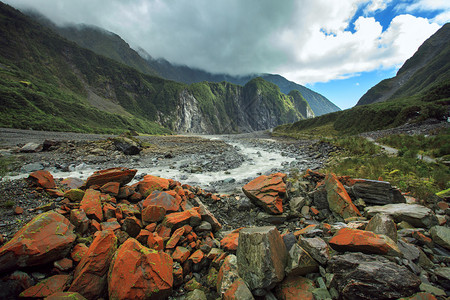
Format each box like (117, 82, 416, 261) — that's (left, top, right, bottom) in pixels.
(4, 0, 450, 109)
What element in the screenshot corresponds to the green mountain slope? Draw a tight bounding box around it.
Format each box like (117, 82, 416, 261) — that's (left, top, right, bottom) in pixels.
(275, 24, 450, 136)
(0, 2, 310, 134)
(357, 23, 450, 106)
(28, 13, 336, 117)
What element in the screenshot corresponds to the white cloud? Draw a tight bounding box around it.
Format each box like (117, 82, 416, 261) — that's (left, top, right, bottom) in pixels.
(2, 0, 446, 85)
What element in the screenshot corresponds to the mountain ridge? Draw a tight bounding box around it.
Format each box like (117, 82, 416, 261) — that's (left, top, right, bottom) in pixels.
(26, 11, 339, 116)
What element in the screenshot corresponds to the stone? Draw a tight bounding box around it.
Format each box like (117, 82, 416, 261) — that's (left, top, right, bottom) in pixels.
(141, 191, 180, 213)
(285, 243, 319, 276)
(351, 179, 405, 205)
(329, 228, 401, 256)
(27, 170, 57, 189)
(290, 196, 306, 212)
(71, 243, 89, 263)
(147, 232, 164, 251)
(0, 211, 75, 273)
(101, 220, 121, 231)
(325, 173, 361, 219)
(312, 287, 332, 300)
(256, 212, 287, 224)
(20, 275, 70, 298)
(172, 246, 191, 263)
(398, 240, 420, 261)
(142, 205, 166, 224)
(45, 292, 88, 300)
(14, 206, 23, 215)
(99, 181, 120, 196)
(365, 204, 438, 228)
(20, 142, 42, 152)
(223, 277, 254, 300)
(80, 189, 103, 222)
(61, 178, 85, 190)
(166, 227, 185, 249)
(328, 252, 421, 300)
(68, 230, 117, 300)
(220, 228, 244, 252)
(242, 173, 287, 214)
(108, 238, 173, 300)
(113, 136, 141, 155)
(275, 276, 315, 300)
(138, 174, 170, 197)
(237, 226, 287, 292)
(365, 213, 398, 243)
(398, 292, 438, 300)
(54, 257, 73, 271)
(196, 221, 212, 232)
(429, 225, 450, 250)
(64, 189, 85, 202)
(163, 208, 202, 229)
(196, 200, 222, 232)
(298, 237, 331, 265)
(83, 167, 137, 188)
(70, 209, 90, 234)
(419, 283, 446, 296)
(217, 254, 240, 296)
(186, 289, 208, 300)
(121, 216, 142, 238)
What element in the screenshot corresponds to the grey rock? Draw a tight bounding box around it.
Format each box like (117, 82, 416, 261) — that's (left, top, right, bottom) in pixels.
(216, 254, 239, 296)
(290, 196, 306, 212)
(352, 179, 405, 205)
(186, 289, 207, 300)
(20, 163, 44, 173)
(298, 237, 331, 265)
(430, 225, 450, 250)
(328, 252, 420, 300)
(312, 288, 332, 300)
(365, 203, 438, 228)
(285, 243, 319, 276)
(113, 137, 141, 155)
(398, 240, 420, 261)
(419, 283, 446, 296)
(282, 233, 297, 252)
(20, 142, 42, 153)
(365, 213, 397, 243)
(256, 212, 287, 224)
(196, 221, 212, 232)
(237, 226, 287, 292)
(312, 188, 329, 210)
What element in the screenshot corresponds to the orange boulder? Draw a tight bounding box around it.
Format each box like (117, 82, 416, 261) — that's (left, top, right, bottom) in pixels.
(325, 173, 361, 219)
(108, 238, 173, 299)
(20, 274, 70, 298)
(27, 170, 57, 189)
(83, 167, 137, 189)
(141, 191, 180, 213)
(275, 276, 315, 300)
(220, 228, 244, 252)
(0, 211, 75, 273)
(142, 204, 167, 224)
(242, 173, 287, 215)
(138, 175, 170, 197)
(80, 189, 103, 222)
(164, 208, 202, 229)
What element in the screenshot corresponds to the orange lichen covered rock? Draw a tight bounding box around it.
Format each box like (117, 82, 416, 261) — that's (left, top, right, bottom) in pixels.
(242, 173, 287, 214)
(83, 167, 137, 189)
(141, 191, 180, 213)
(138, 175, 170, 197)
(172, 246, 191, 263)
(142, 205, 167, 224)
(100, 182, 120, 196)
(80, 189, 104, 222)
(0, 211, 75, 273)
(220, 228, 244, 252)
(71, 243, 89, 263)
(275, 276, 315, 300)
(325, 173, 361, 219)
(46, 292, 88, 300)
(148, 232, 164, 251)
(27, 170, 57, 189)
(108, 238, 173, 300)
(20, 275, 70, 298)
(69, 230, 117, 299)
(329, 227, 401, 256)
(164, 208, 202, 229)
(166, 227, 185, 249)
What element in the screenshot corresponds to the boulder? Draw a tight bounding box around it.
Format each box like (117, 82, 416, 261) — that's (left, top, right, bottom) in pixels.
(328, 252, 421, 300)
(172, 246, 191, 263)
(351, 179, 405, 205)
(0, 211, 75, 273)
(365, 204, 438, 228)
(429, 225, 450, 250)
(275, 276, 315, 300)
(69, 230, 117, 300)
(220, 228, 244, 252)
(70, 209, 90, 234)
(324, 173, 361, 219)
(242, 173, 287, 215)
(64, 189, 85, 202)
(236, 226, 287, 292)
(113, 136, 141, 155)
(20, 142, 42, 153)
(27, 170, 56, 189)
(365, 213, 398, 243)
(71, 243, 89, 263)
(20, 275, 70, 298)
(217, 254, 240, 296)
(83, 167, 137, 188)
(121, 216, 142, 238)
(186, 289, 208, 300)
(163, 208, 202, 229)
(142, 205, 166, 224)
(166, 227, 185, 249)
(298, 237, 331, 265)
(223, 277, 254, 300)
(108, 238, 173, 299)
(80, 189, 103, 222)
(285, 243, 319, 276)
(138, 175, 170, 197)
(141, 191, 180, 212)
(329, 228, 401, 256)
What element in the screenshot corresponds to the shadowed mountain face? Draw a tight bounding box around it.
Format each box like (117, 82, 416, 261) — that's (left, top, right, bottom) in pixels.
(28, 11, 339, 116)
(357, 23, 450, 106)
(0, 3, 315, 134)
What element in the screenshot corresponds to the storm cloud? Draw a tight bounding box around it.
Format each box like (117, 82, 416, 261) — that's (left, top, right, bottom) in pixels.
(4, 0, 448, 84)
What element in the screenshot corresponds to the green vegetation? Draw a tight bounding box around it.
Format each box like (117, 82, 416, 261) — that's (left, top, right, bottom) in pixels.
(320, 136, 449, 201)
(378, 129, 450, 160)
(0, 156, 16, 179)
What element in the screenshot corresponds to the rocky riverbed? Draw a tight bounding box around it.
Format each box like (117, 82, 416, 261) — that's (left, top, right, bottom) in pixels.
(0, 128, 448, 300)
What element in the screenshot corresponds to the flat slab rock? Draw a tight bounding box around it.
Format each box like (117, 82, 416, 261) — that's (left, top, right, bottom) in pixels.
(365, 203, 438, 228)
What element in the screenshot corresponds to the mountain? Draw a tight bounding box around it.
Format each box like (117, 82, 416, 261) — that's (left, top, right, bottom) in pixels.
(357, 23, 450, 106)
(27, 13, 339, 116)
(275, 24, 450, 136)
(0, 2, 311, 134)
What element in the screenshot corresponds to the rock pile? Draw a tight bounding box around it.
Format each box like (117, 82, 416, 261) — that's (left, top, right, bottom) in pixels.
(0, 168, 448, 299)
